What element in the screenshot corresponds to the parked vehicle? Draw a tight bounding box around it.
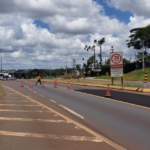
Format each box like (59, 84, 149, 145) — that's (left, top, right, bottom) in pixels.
(0, 74, 4, 81)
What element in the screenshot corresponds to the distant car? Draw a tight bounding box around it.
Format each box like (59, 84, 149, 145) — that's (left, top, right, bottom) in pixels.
(0, 74, 4, 81)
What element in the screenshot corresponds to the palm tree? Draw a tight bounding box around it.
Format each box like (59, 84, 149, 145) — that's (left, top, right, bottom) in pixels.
(94, 38, 105, 69)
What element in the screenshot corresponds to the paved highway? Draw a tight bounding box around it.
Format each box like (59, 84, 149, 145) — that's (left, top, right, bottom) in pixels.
(1, 80, 150, 150)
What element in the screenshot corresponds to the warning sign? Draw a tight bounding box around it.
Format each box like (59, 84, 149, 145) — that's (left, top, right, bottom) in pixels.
(110, 52, 123, 77)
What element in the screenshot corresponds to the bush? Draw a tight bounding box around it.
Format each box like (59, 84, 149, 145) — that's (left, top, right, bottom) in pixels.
(61, 73, 85, 79)
(101, 62, 142, 75)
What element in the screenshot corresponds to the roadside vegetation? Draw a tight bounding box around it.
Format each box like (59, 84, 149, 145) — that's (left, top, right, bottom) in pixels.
(95, 68, 150, 81)
(30, 78, 142, 88)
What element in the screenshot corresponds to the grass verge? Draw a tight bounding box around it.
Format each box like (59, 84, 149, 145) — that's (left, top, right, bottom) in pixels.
(95, 68, 150, 81)
(35, 78, 142, 88)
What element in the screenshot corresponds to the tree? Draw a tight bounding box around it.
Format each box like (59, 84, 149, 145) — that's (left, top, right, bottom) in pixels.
(76, 64, 81, 71)
(126, 26, 150, 52)
(94, 38, 105, 69)
(83, 56, 95, 75)
(84, 45, 96, 69)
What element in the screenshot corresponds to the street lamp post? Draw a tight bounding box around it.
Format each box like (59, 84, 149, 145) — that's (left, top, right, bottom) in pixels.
(49, 67, 51, 77)
(66, 61, 68, 74)
(142, 40, 145, 72)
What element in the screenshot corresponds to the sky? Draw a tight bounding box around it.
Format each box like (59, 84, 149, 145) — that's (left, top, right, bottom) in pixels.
(0, 0, 150, 70)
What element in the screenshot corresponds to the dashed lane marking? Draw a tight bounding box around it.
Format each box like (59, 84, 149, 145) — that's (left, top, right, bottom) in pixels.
(59, 105, 85, 119)
(45, 83, 150, 110)
(0, 130, 102, 142)
(2, 85, 126, 150)
(0, 104, 40, 106)
(0, 117, 71, 123)
(0, 100, 29, 102)
(39, 94, 44, 97)
(0, 109, 50, 113)
(50, 99, 57, 103)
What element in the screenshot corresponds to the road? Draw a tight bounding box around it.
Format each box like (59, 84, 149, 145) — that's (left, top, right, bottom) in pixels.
(1, 80, 150, 150)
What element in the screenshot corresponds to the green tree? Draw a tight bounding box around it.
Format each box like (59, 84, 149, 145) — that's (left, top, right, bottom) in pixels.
(126, 26, 150, 52)
(83, 56, 95, 75)
(76, 64, 81, 71)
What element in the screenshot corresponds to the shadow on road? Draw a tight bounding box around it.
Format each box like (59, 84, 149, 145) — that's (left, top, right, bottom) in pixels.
(75, 89, 150, 108)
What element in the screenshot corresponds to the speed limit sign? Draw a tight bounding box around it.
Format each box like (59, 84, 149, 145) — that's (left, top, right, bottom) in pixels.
(110, 52, 123, 77)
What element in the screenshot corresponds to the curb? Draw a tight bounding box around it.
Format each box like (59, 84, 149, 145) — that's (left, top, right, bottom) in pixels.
(26, 79, 150, 93)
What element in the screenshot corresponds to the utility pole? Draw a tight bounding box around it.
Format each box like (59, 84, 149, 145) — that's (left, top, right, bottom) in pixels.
(135, 52, 137, 69)
(110, 46, 114, 52)
(49, 67, 51, 76)
(142, 40, 145, 72)
(66, 61, 68, 74)
(110, 46, 114, 85)
(0, 49, 2, 73)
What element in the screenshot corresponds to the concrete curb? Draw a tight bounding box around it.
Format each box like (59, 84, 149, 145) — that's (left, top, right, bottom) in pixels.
(27, 79, 150, 93)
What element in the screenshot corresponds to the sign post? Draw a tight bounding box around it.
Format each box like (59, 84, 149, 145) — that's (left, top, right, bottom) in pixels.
(106, 72, 109, 78)
(76, 71, 80, 82)
(144, 73, 148, 88)
(110, 52, 123, 85)
(129, 72, 132, 80)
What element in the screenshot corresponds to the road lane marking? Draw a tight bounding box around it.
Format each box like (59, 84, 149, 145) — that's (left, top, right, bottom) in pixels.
(39, 94, 44, 97)
(59, 105, 85, 119)
(0, 117, 71, 123)
(0, 104, 41, 106)
(0, 101, 31, 103)
(2, 85, 126, 150)
(46, 82, 150, 110)
(0, 130, 102, 142)
(0, 109, 50, 113)
(50, 99, 57, 103)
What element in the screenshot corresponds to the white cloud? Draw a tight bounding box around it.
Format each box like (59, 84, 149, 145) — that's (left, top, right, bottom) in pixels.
(106, 0, 150, 18)
(0, 0, 149, 69)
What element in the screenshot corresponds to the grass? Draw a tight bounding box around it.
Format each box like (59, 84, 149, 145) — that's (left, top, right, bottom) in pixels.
(39, 78, 142, 88)
(95, 68, 150, 81)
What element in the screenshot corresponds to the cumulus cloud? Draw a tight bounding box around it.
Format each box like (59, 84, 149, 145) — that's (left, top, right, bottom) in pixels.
(106, 0, 150, 18)
(0, 0, 149, 69)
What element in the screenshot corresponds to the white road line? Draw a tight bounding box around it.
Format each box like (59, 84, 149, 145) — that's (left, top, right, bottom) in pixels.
(0, 104, 40, 106)
(0, 117, 71, 123)
(2, 85, 127, 150)
(50, 99, 57, 103)
(0, 109, 50, 113)
(0, 130, 102, 142)
(40, 94, 44, 97)
(59, 105, 85, 119)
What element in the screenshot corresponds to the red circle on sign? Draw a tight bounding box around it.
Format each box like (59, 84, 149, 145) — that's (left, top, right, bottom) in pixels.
(111, 53, 122, 64)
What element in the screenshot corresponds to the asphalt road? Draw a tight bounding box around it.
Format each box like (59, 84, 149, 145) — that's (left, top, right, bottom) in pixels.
(0, 83, 117, 150)
(1, 80, 150, 150)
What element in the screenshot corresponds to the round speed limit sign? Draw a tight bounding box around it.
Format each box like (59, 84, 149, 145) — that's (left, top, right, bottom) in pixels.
(111, 53, 122, 64)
